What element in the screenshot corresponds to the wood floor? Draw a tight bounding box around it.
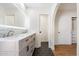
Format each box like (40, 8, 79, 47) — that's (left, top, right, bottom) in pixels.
(53, 44, 76, 56)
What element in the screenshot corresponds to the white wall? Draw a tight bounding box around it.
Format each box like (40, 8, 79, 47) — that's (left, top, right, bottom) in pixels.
(55, 10, 76, 45)
(27, 9, 40, 48)
(77, 3, 79, 56)
(14, 11, 25, 27)
(27, 8, 49, 48)
(0, 7, 6, 25)
(48, 3, 58, 50)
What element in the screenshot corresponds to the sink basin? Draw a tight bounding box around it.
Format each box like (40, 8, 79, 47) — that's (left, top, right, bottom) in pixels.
(0, 32, 35, 41)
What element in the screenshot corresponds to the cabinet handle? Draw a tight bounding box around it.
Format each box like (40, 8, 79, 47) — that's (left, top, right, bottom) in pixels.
(27, 46, 29, 51)
(26, 39, 29, 42)
(31, 35, 32, 38)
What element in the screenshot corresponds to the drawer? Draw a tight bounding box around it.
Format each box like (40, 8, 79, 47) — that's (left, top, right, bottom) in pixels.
(19, 47, 27, 56)
(27, 47, 34, 56)
(19, 38, 30, 51)
(0, 51, 17, 56)
(19, 34, 35, 52)
(31, 34, 35, 39)
(29, 42, 35, 50)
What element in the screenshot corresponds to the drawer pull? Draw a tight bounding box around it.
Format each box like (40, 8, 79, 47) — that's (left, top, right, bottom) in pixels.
(31, 36, 32, 38)
(27, 46, 29, 51)
(26, 39, 29, 42)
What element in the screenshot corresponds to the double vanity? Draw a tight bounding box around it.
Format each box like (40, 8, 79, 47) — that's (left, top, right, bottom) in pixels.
(0, 32, 36, 56)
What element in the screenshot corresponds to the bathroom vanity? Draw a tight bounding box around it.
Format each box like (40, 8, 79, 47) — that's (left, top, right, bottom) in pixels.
(0, 32, 35, 56)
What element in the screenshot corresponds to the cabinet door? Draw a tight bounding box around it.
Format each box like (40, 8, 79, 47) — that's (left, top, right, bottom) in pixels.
(19, 45, 30, 56)
(27, 36, 35, 56)
(19, 38, 28, 51)
(19, 47, 27, 56)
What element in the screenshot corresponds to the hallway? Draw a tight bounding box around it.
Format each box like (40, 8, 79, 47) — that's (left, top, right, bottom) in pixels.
(32, 42, 54, 56)
(53, 44, 76, 56)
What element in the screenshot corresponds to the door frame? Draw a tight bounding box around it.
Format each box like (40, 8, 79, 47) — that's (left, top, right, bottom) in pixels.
(71, 17, 77, 44)
(39, 14, 48, 44)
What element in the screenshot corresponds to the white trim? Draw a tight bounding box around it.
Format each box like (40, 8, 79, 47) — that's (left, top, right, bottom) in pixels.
(0, 25, 26, 30)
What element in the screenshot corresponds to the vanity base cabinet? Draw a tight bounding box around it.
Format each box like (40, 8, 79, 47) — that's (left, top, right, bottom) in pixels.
(19, 34, 35, 56)
(0, 41, 19, 56)
(0, 33, 35, 56)
(0, 34, 35, 56)
(19, 47, 27, 56)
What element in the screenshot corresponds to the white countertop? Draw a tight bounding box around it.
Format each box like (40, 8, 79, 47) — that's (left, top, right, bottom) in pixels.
(0, 32, 35, 41)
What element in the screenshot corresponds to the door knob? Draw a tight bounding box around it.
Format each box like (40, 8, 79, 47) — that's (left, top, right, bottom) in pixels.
(58, 32, 60, 33)
(39, 31, 42, 33)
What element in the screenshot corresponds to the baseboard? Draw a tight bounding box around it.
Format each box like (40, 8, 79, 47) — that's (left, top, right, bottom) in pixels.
(72, 42, 77, 44)
(35, 44, 41, 48)
(55, 43, 72, 45)
(52, 50, 55, 56)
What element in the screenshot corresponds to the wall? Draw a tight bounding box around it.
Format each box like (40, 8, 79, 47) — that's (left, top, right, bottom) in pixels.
(55, 10, 59, 45)
(48, 3, 59, 50)
(55, 10, 76, 45)
(27, 8, 49, 48)
(14, 11, 25, 27)
(27, 9, 40, 48)
(77, 3, 79, 56)
(0, 7, 6, 25)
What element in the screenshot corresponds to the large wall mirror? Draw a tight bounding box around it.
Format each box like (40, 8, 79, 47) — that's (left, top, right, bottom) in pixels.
(0, 3, 29, 29)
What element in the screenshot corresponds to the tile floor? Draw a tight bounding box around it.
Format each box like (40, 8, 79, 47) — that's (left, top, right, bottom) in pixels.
(32, 42, 54, 56)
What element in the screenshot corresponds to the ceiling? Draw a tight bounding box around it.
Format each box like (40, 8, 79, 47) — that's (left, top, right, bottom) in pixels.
(0, 3, 17, 11)
(0, 3, 77, 13)
(59, 3, 77, 11)
(0, 3, 53, 11)
(24, 3, 53, 9)
(0, 3, 76, 10)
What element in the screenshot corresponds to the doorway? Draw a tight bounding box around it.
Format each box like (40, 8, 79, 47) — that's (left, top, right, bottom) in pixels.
(32, 14, 54, 56)
(72, 17, 77, 44)
(39, 14, 48, 45)
(54, 3, 77, 56)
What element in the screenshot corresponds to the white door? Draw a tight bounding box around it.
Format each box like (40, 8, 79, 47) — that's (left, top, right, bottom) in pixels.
(57, 17, 71, 44)
(39, 14, 48, 42)
(58, 19, 65, 44)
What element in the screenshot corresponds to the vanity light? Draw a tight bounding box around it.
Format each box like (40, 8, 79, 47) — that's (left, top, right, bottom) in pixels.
(0, 25, 26, 30)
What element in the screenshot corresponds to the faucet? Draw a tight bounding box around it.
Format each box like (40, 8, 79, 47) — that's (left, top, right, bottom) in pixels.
(22, 30, 28, 33)
(7, 30, 14, 37)
(3, 34, 6, 38)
